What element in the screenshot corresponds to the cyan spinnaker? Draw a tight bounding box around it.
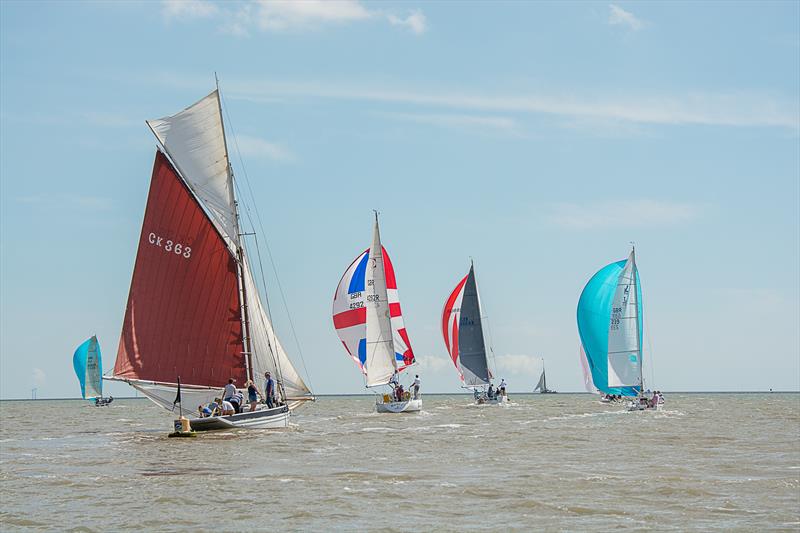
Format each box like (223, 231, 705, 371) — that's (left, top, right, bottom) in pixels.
(577, 250, 643, 396)
(73, 335, 102, 400)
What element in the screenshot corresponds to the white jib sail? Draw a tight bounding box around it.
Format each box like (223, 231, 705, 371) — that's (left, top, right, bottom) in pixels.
(85, 336, 102, 399)
(607, 250, 641, 387)
(146, 90, 239, 250)
(242, 254, 311, 401)
(364, 217, 397, 387)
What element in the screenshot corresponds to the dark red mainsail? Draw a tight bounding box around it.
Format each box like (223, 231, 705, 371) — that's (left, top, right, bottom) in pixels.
(114, 151, 245, 387)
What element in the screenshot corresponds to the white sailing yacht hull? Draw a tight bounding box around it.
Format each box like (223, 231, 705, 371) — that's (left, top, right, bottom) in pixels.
(476, 395, 508, 405)
(376, 398, 422, 413)
(188, 405, 290, 431)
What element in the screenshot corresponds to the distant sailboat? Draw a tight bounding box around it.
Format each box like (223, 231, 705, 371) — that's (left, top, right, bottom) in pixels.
(442, 262, 507, 404)
(577, 247, 660, 410)
(333, 213, 420, 413)
(533, 359, 557, 393)
(73, 335, 112, 406)
(108, 88, 314, 430)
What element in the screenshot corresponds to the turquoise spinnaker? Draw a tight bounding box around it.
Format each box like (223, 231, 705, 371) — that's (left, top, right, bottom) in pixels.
(73, 336, 102, 399)
(577, 252, 642, 397)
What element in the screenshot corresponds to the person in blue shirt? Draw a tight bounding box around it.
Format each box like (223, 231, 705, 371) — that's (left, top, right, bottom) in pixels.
(263, 372, 275, 409)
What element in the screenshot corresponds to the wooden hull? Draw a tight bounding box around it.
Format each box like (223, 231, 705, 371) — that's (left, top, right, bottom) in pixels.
(188, 405, 289, 431)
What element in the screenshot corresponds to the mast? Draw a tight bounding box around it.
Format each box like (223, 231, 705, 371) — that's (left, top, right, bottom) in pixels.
(630, 245, 643, 395)
(542, 359, 547, 391)
(215, 74, 253, 385)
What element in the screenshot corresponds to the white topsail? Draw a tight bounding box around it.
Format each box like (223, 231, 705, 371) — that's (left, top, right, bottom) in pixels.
(607, 250, 641, 387)
(146, 90, 239, 250)
(364, 216, 397, 387)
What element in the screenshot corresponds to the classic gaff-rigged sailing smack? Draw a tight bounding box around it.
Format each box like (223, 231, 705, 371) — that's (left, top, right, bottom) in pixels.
(577, 247, 661, 411)
(108, 90, 314, 430)
(442, 263, 506, 405)
(73, 335, 113, 406)
(533, 359, 557, 394)
(333, 214, 420, 413)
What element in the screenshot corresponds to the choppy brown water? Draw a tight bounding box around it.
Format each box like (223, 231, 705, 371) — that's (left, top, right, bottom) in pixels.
(1, 393, 798, 531)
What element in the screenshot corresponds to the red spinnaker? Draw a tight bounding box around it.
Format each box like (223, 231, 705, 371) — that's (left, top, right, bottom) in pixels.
(114, 151, 246, 387)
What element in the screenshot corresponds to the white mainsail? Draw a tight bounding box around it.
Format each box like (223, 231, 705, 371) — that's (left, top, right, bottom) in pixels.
(84, 336, 102, 399)
(607, 250, 641, 387)
(146, 91, 239, 250)
(364, 216, 397, 387)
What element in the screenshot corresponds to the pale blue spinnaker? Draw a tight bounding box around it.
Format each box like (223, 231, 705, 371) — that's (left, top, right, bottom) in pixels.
(577, 249, 642, 397)
(73, 335, 103, 400)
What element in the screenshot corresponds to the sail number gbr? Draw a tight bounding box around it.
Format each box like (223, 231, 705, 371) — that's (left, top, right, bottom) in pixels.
(148, 232, 192, 259)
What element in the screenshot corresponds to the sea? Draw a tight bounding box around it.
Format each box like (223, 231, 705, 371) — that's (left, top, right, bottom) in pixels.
(1, 393, 798, 532)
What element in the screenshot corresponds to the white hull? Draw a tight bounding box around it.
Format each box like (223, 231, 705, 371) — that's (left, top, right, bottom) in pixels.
(375, 398, 422, 413)
(476, 395, 508, 405)
(187, 405, 290, 431)
(626, 401, 664, 412)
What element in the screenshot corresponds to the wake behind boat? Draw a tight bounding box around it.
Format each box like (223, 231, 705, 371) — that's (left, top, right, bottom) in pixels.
(442, 261, 508, 405)
(333, 213, 420, 413)
(107, 87, 314, 431)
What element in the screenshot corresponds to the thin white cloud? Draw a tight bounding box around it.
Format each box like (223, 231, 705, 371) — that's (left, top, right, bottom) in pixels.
(162, 0, 218, 21)
(375, 111, 517, 132)
(16, 194, 114, 211)
(415, 353, 452, 374)
(233, 134, 294, 161)
(608, 4, 644, 31)
(224, 80, 799, 130)
(545, 199, 702, 229)
(163, 0, 426, 35)
(32, 368, 46, 388)
(387, 10, 427, 35)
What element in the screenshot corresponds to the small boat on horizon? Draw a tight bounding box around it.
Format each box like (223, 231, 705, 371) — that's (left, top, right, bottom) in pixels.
(107, 87, 314, 430)
(442, 261, 507, 405)
(73, 335, 113, 406)
(577, 246, 662, 411)
(533, 359, 557, 394)
(333, 213, 420, 413)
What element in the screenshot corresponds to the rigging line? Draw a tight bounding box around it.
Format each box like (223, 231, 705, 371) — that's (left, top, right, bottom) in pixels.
(220, 93, 315, 393)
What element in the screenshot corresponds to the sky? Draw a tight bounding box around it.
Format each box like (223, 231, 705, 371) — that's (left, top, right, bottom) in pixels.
(0, 0, 798, 399)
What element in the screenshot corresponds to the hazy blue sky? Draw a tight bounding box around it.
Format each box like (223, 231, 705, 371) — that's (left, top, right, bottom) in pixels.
(1, 1, 798, 399)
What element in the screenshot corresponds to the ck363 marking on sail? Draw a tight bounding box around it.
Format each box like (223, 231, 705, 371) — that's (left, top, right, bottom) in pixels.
(147, 232, 192, 258)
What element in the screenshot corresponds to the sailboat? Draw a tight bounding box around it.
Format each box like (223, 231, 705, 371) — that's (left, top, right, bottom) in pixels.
(108, 88, 314, 430)
(73, 335, 113, 406)
(533, 359, 557, 393)
(442, 262, 506, 405)
(333, 213, 420, 413)
(577, 247, 660, 411)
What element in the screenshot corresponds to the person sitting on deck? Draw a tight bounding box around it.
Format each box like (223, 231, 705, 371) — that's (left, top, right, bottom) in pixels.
(487, 384, 495, 399)
(223, 378, 236, 402)
(247, 380, 259, 412)
(263, 372, 275, 409)
(198, 404, 213, 417)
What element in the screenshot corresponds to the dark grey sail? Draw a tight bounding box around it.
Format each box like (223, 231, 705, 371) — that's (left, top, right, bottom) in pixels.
(534, 370, 546, 392)
(458, 266, 490, 387)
